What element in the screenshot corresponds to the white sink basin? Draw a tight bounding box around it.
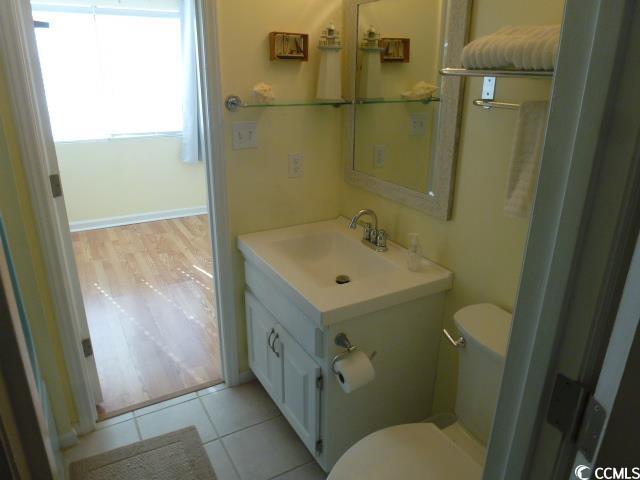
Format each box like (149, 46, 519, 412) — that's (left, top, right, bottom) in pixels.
(238, 218, 453, 325)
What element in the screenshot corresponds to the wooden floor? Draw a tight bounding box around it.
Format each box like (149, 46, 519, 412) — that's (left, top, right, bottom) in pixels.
(72, 215, 222, 418)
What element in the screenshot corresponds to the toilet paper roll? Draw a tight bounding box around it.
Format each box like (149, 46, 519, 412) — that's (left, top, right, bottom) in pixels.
(334, 350, 375, 393)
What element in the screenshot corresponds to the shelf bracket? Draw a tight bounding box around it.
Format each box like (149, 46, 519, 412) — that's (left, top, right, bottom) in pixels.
(482, 76, 496, 101)
(225, 95, 245, 112)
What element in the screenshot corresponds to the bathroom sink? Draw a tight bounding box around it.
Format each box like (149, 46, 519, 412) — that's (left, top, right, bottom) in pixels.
(271, 230, 395, 287)
(238, 218, 453, 325)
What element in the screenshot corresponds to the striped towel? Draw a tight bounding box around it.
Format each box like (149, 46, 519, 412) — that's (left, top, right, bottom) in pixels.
(462, 25, 560, 70)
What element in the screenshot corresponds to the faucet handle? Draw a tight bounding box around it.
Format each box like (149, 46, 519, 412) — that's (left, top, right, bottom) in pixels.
(362, 222, 372, 241)
(376, 229, 388, 250)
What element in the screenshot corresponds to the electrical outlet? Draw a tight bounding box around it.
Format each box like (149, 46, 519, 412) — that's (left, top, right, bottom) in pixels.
(232, 121, 258, 149)
(373, 145, 386, 169)
(288, 153, 304, 178)
(410, 112, 428, 136)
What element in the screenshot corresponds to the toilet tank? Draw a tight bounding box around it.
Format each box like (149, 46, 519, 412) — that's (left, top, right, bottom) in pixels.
(454, 304, 512, 445)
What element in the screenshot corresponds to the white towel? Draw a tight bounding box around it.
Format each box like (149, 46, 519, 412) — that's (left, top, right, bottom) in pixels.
(462, 25, 560, 70)
(504, 101, 548, 218)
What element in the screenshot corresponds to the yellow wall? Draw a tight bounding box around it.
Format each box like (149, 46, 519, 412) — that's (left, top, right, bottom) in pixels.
(0, 58, 77, 434)
(56, 137, 207, 223)
(219, 0, 345, 369)
(341, 0, 564, 413)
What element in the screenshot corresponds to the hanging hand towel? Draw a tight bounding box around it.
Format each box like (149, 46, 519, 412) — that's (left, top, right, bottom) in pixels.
(504, 101, 549, 218)
(461, 25, 560, 70)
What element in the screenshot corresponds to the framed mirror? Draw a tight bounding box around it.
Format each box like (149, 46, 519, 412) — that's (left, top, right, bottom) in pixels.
(344, 0, 471, 219)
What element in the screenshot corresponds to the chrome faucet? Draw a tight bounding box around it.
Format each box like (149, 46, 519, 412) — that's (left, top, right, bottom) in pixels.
(348, 209, 388, 252)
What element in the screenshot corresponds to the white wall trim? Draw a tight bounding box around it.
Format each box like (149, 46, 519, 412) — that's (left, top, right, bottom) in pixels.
(197, 0, 241, 386)
(238, 370, 256, 384)
(69, 206, 208, 232)
(483, 0, 631, 478)
(57, 430, 79, 450)
(0, 0, 98, 435)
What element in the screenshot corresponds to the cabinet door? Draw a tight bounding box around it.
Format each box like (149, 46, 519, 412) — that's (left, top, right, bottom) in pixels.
(245, 292, 282, 402)
(277, 326, 321, 454)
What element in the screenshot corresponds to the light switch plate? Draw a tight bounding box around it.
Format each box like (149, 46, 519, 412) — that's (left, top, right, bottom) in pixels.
(373, 145, 386, 169)
(288, 153, 304, 178)
(232, 121, 258, 149)
(410, 112, 428, 136)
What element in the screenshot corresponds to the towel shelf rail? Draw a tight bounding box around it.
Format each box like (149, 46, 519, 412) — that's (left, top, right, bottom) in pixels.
(472, 99, 520, 110)
(440, 67, 554, 78)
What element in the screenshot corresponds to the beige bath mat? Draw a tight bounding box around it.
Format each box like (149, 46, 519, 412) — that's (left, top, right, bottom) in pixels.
(69, 426, 216, 480)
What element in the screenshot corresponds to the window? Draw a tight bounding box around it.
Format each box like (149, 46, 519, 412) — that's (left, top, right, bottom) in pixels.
(33, 5, 183, 142)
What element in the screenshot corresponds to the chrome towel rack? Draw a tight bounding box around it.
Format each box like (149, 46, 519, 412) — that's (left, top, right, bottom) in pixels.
(440, 67, 553, 112)
(472, 99, 520, 110)
(440, 67, 554, 78)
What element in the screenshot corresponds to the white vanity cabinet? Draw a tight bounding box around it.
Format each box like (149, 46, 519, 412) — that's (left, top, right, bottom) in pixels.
(245, 292, 322, 455)
(245, 292, 283, 403)
(238, 219, 453, 472)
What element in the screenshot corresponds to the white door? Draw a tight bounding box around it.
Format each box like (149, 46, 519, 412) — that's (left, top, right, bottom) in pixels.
(29, 17, 103, 404)
(569, 233, 640, 478)
(245, 292, 283, 402)
(278, 326, 321, 455)
(24, 12, 103, 405)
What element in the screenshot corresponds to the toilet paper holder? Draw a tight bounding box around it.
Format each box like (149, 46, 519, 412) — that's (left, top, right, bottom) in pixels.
(331, 333, 377, 374)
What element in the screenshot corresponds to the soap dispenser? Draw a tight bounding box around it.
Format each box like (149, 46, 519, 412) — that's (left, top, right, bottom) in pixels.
(407, 233, 423, 272)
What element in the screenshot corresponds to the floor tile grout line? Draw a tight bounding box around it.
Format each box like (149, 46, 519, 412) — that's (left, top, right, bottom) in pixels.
(197, 395, 221, 439)
(132, 382, 227, 419)
(215, 434, 243, 480)
(266, 460, 320, 480)
(133, 392, 200, 418)
(132, 416, 143, 441)
(215, 413, 283, 441)
(197, 395, 244, 480)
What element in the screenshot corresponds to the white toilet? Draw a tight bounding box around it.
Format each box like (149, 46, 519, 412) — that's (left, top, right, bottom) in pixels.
(328, 303, 512, 480)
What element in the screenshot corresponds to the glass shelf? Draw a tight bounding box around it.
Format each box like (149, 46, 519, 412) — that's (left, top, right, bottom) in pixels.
(355, 97, 440, 105)
(225, 95, 440, 111)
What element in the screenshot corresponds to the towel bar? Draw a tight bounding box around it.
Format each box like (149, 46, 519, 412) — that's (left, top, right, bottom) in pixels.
(473, 99, 520, 110)
(440, 67, 553, 78)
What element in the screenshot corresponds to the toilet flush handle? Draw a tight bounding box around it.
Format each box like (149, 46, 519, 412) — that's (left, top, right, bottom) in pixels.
(443, 329, 466, 348)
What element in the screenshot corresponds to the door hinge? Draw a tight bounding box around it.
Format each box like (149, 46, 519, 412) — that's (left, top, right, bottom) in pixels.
(547, 374, 590, 439)
(316, 375, 324, 390)
(315, 439, 323, 453)
(547, 373, 605, 462)
(81, 338, 93, 357)
(49, 174, 63, 198)
(576, 396, 606, 462)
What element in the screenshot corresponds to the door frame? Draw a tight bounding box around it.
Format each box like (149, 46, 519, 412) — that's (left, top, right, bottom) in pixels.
(484, 0, 639, 477)
(0, 0, 239, 438)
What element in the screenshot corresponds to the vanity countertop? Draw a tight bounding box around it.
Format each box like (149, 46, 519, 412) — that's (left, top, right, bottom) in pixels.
(238, 218, 453, 326)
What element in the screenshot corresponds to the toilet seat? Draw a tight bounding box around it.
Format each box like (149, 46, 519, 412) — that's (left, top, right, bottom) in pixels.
(328, 423, 483, 480)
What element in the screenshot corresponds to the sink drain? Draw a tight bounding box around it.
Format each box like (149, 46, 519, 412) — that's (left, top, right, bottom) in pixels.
(336, 274, 351, 285)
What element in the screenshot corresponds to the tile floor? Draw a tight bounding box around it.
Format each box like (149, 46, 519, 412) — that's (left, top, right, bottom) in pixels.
(63, 381, 327, 480)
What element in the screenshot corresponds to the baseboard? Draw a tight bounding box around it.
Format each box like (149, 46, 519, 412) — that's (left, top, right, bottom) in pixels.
(58, 429, 79, 449)
(68, 206, 208, 232)
(238, 370, 256, 384)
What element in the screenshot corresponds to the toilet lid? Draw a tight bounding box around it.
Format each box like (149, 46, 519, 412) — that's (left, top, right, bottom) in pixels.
(328, 423, 483, 480)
